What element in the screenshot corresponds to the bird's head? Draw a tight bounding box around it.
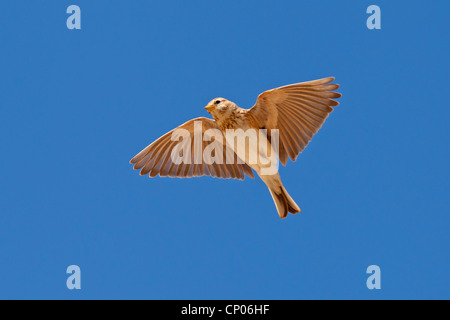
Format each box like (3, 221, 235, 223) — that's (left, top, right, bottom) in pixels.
(204, 98, 237, 120)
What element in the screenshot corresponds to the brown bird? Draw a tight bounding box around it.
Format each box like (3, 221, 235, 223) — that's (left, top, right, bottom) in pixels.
(130, 77, 341, 219)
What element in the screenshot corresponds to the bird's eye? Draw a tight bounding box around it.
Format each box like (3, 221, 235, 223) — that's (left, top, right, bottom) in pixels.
(214, 100, 221, 105)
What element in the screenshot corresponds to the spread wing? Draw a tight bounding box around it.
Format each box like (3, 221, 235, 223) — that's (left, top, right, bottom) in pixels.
(247, 77, 341, 165)
(130, 117, 255, 180)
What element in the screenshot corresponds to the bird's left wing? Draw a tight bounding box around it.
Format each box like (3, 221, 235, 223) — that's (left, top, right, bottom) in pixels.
(247, 77, 341, 165)
(130, 117, 254, 180)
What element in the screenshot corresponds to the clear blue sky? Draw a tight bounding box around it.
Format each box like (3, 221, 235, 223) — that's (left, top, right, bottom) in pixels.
(0, 1, 448, 299)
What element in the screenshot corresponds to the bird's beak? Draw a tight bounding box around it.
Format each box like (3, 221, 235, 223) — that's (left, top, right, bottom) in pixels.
(204, 105, 215, 113)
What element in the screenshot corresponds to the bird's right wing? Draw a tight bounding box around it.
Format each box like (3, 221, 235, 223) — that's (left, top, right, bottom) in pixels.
(247, 77, 341, 165)
(130, 117, 254, 180)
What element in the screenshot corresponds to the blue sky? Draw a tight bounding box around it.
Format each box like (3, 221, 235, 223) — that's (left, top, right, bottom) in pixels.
(0, 1, 449, 299)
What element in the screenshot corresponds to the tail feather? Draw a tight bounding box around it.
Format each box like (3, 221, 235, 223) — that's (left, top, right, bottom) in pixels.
(269, 186, 301, 219)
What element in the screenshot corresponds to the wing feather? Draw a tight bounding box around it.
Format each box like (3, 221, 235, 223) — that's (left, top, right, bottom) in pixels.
(247, 77, 341, 165)
(130, 117, 254, 180)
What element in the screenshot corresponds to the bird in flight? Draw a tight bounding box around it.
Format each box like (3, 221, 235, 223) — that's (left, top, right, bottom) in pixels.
(130, 77, 341, 219)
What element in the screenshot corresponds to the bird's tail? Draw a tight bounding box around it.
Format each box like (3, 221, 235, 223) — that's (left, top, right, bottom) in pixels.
(268, 185, 301, 219)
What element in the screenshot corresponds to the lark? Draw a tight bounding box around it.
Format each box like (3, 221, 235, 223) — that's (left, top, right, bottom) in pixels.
(130, 77, 341, 219)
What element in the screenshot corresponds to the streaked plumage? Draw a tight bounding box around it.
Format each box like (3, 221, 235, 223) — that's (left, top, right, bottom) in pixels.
(130, 77, 341, 218)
